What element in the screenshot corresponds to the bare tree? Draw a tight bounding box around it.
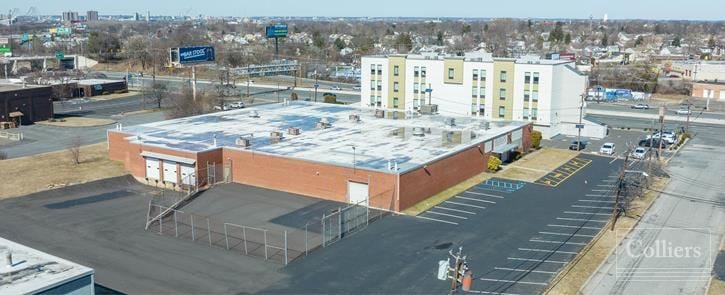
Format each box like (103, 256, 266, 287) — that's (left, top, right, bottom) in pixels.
(145, 83, 170, 109)
(67, 136, 82, 165)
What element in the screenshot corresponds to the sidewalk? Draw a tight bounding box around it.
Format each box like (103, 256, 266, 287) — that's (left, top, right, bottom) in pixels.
(587, 109, 725, 126)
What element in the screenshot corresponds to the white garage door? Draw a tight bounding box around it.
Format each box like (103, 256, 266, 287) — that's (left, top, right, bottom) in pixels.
(180, 164, 196, 186)
(145, 158, 160, 180)
(347, 181, 369, 206)
(163, 161, 178, 183)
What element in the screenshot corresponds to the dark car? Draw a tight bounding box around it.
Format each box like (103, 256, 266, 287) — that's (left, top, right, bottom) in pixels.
(569, 141, 587, 150)
(639, 139, 667, 148)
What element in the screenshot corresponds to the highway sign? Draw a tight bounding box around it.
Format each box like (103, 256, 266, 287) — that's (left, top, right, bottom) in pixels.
(0, 45, 9, 54)
(266, 24, 289, 38)
(314, 83, 319, 88)
(177, 46, 215, 64)
(575, 124, 584, 129)
(55, 51, 65, 60)
(0, 38, 8, 45)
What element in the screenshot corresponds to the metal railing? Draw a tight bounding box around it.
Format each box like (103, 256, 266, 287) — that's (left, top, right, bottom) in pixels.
(321, 189, 395, 248)
(0, 131, 23, 141)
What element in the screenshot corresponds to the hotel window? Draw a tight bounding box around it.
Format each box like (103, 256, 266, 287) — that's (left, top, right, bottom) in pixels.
(376, 96, 382, 106)
(377, 80, 382, 91)
(393, 65, 399, 76)
(473, 69, 479, 80)
(533, 72, 540, 84)
(532, 90, 539, 101)
(479, 87, 486, 98)
(370, 80, 376, 90)
(393, 82, 399, 92)
(471, 103, 477, 114)
(413, 83, 420, 93)
(370, 66, 375, 75)
(376, 64, 382, 75)
(524, 90, 530, 101)
(498, 106, 505, 118)
(523, 108, 530, 119)
(524, 72, 531, 84)
(421, 67, 427, 77)
(472, 86, 478, 97)
(370, 96, 375, 106)
(414, 99, 421, 108)
(500, 71, 507, 83)
(448, 68, 455, 79)
(414, 66, 420, 77)
(531, 108, 538, 119)
(499, 88, 506, 100)
(480, 69, 486, 81)
(479, 106, 485, 116)
(393, 97, 399, 108)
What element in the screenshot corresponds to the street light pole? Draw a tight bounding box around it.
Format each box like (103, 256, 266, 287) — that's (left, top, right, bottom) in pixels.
(577, 93, 585, 151)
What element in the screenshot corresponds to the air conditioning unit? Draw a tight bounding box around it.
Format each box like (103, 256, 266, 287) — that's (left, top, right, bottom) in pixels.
(375, 109, 385, 118)
(420, 104, 438, 114)
(317, 117, 330, 129)
(444, 117, 456, 127)
(288, 127, 300, 135)
(235, 137, 250, 147)
(349, 114, 360, 122)
(270, 131, 283, 143)
(412, 127, 425, 137)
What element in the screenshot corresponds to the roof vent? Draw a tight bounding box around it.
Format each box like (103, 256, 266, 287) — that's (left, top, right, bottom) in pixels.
(288, 127, 300, 135)
(235, 137, 251, 148)
(375, 109, 385, 118)
(349, 114, 360, 122)
(249, 110, 259, 118)
(412, 127, 425, 137)
(270, 131, 283, 143)
(317, 117, 330, 129)
(444, 117, 456, 127)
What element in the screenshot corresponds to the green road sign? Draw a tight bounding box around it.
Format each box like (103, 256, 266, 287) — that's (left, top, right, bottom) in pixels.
(55, 51, 65, 59)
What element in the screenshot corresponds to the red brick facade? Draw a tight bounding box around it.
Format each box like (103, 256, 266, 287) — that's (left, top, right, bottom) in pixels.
(107, 123, 532, 211)
(692, 82, 725, 100)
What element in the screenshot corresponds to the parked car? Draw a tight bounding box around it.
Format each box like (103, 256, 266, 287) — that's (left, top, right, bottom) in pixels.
(647, 132, 677, 144)
(639, 139, 668, 148)
(569, 141, 587, 151)
(631, 103, 650, 110)
(599, 143, 616, 155)
(632, 147, 648, 159)
(228, 101, 245, 109)
(675, 109, 691, 115)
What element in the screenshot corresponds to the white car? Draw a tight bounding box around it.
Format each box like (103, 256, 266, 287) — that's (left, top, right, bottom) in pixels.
(675, 109, 691, 115)
(600, 143, 616, 155)
(648, 132, 677, 144)
(228, 101, 245, 109)
(632, 147, 648, 159)
(330, 85, 342, 91)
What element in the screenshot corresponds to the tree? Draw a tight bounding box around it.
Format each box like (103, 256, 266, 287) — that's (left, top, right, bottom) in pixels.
(67, 136, 82, 165)
(635, 35, 644, 47)
(333, 38, 346, 50)
(312, 31, 326, 48)
(436, 31, 444, 46)
(672, 36, 681, 47)
(530, 130, 542, 149)
(394, 33, 413, 53)
(564, 32, 572, 45)
(146, 83, 169, 109)
(601, 34, 609, 47)
(549, 22, 565, 43)
(708, 36, 716, 49)
(87, 31, 121, 62)
(125, 35, 151, 69)
(462, 24, 471, 35)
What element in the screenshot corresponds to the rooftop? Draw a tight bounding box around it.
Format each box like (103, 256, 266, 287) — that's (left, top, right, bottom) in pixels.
(0, 83, 49, 92)
(0, 237, 94, 294)
(75, 79, 125, 85)
(120, 101, 528, 173)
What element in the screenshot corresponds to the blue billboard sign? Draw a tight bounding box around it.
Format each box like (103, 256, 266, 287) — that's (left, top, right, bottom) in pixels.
(266, 24, 289, 38)
(178, 46, 215, 64)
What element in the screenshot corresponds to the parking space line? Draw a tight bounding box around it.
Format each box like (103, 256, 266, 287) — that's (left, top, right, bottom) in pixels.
(434, 206, 476, 215)
(415, 215, 458, 225)
(518, 248, 579, 255)
(572, 205, 612, 210)
(585, 194, 614, 198)
(529, 239, 588, 246)
(494, 267, 557, 275)
(539, 231, 596, 238)
(607, 175, 618, 178)
(596, 184, 615, 187)
(479, 278, 548, 286)
(557, 217, 608, 223)
(426, 210, 468, 220)
(456, 196, 496, 204)
(465, 190, 505, 198)
(603, 179, 617, 182)
(444, 200, 487, 209)
(547, 224, 600, 230)
(508, 257, 569, 264)
(578, 199, 615, 203)
(564, 211, 611, 216)
(591, 189, 612, 192)
(463, 290, 521, 295)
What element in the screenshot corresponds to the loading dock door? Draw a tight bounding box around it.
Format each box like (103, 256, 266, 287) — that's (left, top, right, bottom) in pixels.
(180, 164, 196, 186)
(145, 158, 160, 180)
(347, 181, 369, 206)
(163, 161, 178, 183)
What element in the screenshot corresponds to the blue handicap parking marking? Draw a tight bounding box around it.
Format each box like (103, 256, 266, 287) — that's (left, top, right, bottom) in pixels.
(475, 178, 526, 193)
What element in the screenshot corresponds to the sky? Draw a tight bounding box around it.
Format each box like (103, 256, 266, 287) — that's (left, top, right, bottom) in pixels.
(5, 0, 725, 21)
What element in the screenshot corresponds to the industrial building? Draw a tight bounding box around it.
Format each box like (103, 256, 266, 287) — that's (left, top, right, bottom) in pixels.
(0, 83, 53, 126)
(108, 101, 532, 211)
(0, 236, 95, 294)
(361, 51, 593, 138)
(73, 79, 127, 97)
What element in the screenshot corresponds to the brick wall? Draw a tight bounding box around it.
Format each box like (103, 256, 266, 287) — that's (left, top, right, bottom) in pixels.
(692, 83, 725, 99)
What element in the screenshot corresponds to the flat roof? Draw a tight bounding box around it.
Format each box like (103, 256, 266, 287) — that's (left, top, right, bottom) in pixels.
(120, 101, 528, 173)
(75, 79, 125, 85)
(0, 83, 50, 92)
(0, 237, 94, 294)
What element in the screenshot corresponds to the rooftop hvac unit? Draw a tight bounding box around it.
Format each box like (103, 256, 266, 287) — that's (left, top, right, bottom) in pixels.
(375, 109, 385, 118)
(349, 114, 360, 122)
(270, 131, 283, 143)
(317, 117, 330, 129)
(444, 117, 456, 127)
(288, 127, 300, 135)
(248, 110, 260, 118)
(235, 137, 251, 148)
(412, 127, 425, 137)
(420, 104, 438, 114)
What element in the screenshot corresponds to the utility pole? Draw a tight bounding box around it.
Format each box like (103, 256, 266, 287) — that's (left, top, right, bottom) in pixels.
(246, 63, 250, 98)
(447, 247, 467, 295)
(314, 61, 319, 102)
(611, 151, 630, 231)
(191, 65, 197, 101)
(577, 92, 586, 151)
(657, 106, 665, 160)
(685, 99, 691, 134)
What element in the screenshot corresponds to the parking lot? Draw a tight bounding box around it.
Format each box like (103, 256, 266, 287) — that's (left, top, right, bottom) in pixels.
(543, 129, 677, 159)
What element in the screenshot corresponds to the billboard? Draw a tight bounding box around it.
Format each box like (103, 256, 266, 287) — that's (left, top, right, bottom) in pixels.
(266, 24, 288, 38)
(0, 45, 10, 54)
(56, 27, 72, 35)
(177, 46, 215, 64)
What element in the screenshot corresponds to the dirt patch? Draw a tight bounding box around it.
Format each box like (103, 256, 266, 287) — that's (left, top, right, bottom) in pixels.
(498, 148, 579, 182)
(37, 117, 116, 127)
(90, 91, 139, 101)
(402, 171, 493, 216)
(0, 143, 127, 199)
(545, 176, 669, 294)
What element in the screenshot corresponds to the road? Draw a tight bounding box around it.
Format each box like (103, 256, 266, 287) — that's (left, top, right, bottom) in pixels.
(587, 101, 725, 121)
(581, 120, 725, 294)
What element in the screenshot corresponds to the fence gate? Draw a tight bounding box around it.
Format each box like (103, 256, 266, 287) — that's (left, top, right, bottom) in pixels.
(321, 203, 370, 247)
(207, 162, 217, 185)
(322, 208, 341, 247)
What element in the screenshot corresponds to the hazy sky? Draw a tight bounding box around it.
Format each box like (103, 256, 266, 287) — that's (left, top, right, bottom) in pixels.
(5, 0, 725, 20)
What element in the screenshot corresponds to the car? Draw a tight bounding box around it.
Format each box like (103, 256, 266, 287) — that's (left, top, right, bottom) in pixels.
(352, 85, 361, 91)
(228, 101, 245, 109)
(600, 142, 616, 155)
(632, 147, 648, 159)
(647, 131, 677, 145)
(638, 139, 667, 148)
(569, 141, 587, 151)
(675, 109, 691, 115)
(330, 85, 342, 90)
(631, 103, 649, 110)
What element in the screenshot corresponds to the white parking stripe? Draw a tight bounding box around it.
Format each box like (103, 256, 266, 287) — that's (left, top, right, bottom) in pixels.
(603, 179, 617, 182)
(579, 199, 615, 203)
(415, 215, 458, 225)
(435, 206, 476, 215)
(547, 224, 600, 230)
(463, 290, 521, 295)
(445, 200, 487, 209)
(539, 231, 596, 238)
(518, 248, 579, 255)
(557, 217, 608, 223)
(597, 184, 615, 187)
(479, 278, 547, 286)
(572, 205, 611, 209)
(591, 189, 611, 192)
(529, 239, 588, 246)
(456, 196, 496, 204)
(494, 267, 557, 275)
(564, 211, 611, 216)
(426, 210, 468, 219)
(508, 257, 569, 264)
(585, 194, 614, 198)
(465, 190, 505, 198)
